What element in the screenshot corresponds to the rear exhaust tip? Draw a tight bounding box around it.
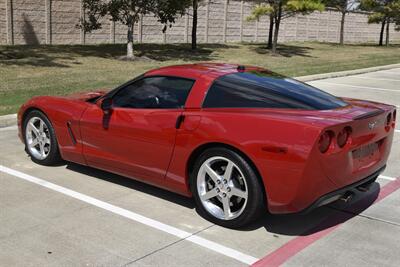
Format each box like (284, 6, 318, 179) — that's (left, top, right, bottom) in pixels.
(340, 191, 354, 203)
(357, 180, 375, 192)
(356, 185, 369, 192)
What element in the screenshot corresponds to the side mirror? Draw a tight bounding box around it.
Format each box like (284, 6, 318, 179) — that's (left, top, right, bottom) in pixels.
(101, 97, 113, 115)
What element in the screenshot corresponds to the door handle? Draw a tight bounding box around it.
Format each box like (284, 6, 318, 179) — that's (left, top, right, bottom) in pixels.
(175, 115, 185, 129)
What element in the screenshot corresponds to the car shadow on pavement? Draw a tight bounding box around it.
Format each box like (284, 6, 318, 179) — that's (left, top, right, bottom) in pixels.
(65, 163, 196, 209)
(243, 183, 380, 236)
(65, 162, 379, 236)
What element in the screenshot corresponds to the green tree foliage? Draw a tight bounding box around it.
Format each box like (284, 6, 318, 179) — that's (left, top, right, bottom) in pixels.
(247, 2, 275, 49)
(79, 0, 191, 58)
(247, 0, 324, 53)
(360, 0, 400, 46)
(321, 0, 359, 45)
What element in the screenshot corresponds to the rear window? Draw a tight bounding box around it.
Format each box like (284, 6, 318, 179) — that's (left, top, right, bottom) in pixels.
(202, 71, 348, 110)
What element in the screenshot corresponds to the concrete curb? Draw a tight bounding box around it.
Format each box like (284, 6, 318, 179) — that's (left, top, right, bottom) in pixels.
(0, 114, 17, 128)
(0, 63, 399, 128)
(295, 63, 400, 82)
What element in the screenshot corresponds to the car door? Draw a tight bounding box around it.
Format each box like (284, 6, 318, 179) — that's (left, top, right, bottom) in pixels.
(80, 76, 195, 184)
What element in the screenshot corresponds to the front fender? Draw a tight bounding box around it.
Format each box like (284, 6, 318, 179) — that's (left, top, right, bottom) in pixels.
(18, 96, 91, 165)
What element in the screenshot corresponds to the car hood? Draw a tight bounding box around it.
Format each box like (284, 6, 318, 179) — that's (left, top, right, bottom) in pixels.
(65, 90, 108, 101)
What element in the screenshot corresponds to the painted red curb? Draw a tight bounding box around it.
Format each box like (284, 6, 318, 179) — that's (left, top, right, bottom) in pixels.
(252, 178, 400, 267)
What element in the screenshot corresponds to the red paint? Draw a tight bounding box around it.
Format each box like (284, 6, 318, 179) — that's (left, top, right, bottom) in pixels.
(17, 63, 397, 213)
(80, 105, 181, 184)
(375, 178, 400, 202)
(252, 178, 400, 267)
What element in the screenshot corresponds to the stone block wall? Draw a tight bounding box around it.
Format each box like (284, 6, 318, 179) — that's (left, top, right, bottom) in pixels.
(1, 0, 399, 45)
(51, 0, 82, 44)
(0, 1, 7, 44)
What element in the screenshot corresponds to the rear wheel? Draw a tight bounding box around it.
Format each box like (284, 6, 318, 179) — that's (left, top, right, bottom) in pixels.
(190, 147, 265, 228)
(23, 110, 62, 165)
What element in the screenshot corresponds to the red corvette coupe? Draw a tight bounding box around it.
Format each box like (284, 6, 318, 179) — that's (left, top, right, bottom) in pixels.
(18, 63, 396, 228)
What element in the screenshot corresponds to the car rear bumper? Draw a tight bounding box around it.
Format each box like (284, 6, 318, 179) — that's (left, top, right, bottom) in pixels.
(299, 165, 385, 214)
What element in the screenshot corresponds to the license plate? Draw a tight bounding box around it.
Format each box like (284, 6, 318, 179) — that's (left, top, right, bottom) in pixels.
(353, 142, 379, 159)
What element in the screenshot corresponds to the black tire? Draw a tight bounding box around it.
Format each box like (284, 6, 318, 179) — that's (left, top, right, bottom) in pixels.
(190, 147, 265, 228)
(23, 110, 62, 166)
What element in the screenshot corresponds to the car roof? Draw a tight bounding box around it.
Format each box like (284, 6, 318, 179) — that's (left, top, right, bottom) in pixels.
(144, 63, 263, 80)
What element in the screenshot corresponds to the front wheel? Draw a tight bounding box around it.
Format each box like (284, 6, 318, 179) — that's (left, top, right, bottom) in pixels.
(23, 110, 62, 165)
(190, 147, 265, 228)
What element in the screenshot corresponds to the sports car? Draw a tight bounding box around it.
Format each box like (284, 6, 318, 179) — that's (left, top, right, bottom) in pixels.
(18, 63, 396, 228)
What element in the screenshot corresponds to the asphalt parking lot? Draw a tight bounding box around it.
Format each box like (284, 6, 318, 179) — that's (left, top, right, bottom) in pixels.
(1, 68, 399, 267)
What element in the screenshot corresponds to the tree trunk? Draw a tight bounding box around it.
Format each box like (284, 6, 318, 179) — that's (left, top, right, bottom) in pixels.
(127, 23, 134, 58)
(339, 11, 345, 45)
(379, 19, 386, 46)
(272, 4, 282, 54)
(267, 15, 274, 49)
(192, 0, 198, 50)
(385, 19, 390, 46)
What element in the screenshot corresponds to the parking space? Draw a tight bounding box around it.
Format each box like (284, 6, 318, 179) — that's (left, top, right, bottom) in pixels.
(1, 68, 399, 266)
(309, 70, 400, 108)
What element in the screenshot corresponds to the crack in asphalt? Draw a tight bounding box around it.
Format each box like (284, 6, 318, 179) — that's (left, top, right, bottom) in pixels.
(120, 224, 216, 267)
(328, 206, 400, 227)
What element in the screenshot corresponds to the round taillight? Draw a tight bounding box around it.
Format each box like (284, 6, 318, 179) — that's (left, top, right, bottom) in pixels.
(319, 131, 333, 153)
(386, 113, 392, 127)
(337, 127, 351, 148)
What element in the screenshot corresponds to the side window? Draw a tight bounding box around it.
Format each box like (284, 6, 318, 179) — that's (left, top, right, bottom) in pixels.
(202, 78, 297, 109)
(113, 76, 195, 109)
(202, 73, 348, 110)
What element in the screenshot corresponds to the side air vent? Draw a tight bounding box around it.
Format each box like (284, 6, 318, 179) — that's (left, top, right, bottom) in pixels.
(67, 122, 77, 145)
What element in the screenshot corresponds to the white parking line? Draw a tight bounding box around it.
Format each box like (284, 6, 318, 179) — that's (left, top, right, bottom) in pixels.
(311, 81, 400, 93)
(378, 175, 397, 181)
(0, 165, 258, 265)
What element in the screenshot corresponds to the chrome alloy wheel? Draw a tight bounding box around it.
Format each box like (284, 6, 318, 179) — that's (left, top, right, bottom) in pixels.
(25, 117, 51, 160)
(197, 156, 248, 220)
